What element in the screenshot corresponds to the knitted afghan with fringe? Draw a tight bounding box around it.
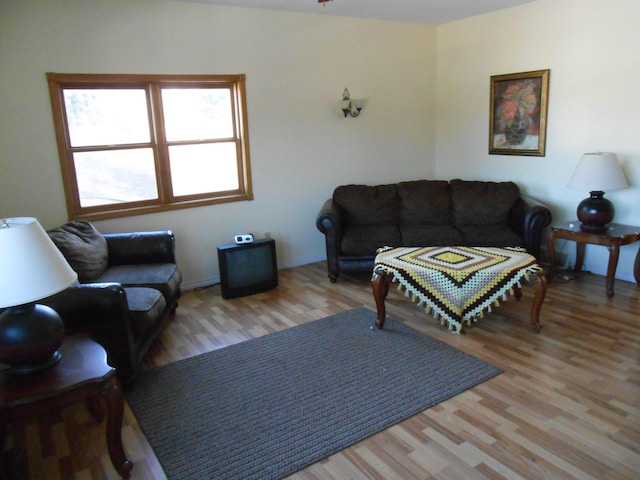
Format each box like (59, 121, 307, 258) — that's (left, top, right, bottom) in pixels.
(374, 245, 542, 333)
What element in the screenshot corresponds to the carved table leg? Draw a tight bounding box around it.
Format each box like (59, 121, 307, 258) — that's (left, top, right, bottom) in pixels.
(547, 232, 558, 282)
(86, 396, 105, 422)
(102, 377, 133, 479)
(574, 242, 586, 273)
(605, 242, 621, 298)
(372, 271, 392, 329)
(530, 270, 547, 332)
(513, 285, 523, 300)
(635, 244, 640, 285)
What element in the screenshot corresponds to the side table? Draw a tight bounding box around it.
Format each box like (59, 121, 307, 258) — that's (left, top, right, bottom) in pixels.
(0, 336, 132, 478)
(547, 221, 640, 298)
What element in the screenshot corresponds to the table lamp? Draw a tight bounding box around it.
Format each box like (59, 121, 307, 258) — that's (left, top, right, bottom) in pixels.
(0, 217, 77, 375)
(567, 152, 629, 232)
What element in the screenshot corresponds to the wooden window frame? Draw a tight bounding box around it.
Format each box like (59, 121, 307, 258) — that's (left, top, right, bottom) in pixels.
(47, 73, 253, 221)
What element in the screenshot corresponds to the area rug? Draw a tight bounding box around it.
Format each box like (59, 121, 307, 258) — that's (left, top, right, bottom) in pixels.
(126, 306, 501, 479)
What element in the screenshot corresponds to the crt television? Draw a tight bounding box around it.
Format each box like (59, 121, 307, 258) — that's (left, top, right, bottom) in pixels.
(217, 238, 278, 299)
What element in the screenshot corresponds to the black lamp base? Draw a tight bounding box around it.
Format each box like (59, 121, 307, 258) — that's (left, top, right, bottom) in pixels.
(4, 351, 62, 375)
(577, 191, 614, 233)
(0, 303, 64, 376)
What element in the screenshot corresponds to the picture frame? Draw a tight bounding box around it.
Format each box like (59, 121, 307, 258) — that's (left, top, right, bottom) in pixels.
(489, 69, 549, 156)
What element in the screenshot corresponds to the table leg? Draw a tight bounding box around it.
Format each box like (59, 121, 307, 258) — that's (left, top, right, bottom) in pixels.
(605, 242, 621, 298)
(102, 377, 132, 479)
(513, 285, 522, 300)
(372, 271, 391, 329)
(574, 242, 586, 272)
(635, 245, 640, 285)
(530, 270, 547, 332)
(547, 232, 558, 282)
(86, 397, 105, 422)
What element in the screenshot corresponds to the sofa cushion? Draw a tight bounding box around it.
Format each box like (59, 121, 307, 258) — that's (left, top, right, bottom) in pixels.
(457, 225, 524, 248)
(124, 287, 167, 335)
(398, 180, 451, 225)
(341, 225, 401, 256)
(333, 184, 398, 226)
(450, 180, 520, 226)
(400, 225, 464, 247)
(48, 221, 109, 282)
(96, 263, 182, 304)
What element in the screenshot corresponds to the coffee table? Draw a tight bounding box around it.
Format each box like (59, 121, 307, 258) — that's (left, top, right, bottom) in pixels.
(0, 336, 132, 478)
(372, 246, 547, 333)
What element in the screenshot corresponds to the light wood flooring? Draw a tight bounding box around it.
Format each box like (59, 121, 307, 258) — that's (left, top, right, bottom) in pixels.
(1, 261, 639, 479)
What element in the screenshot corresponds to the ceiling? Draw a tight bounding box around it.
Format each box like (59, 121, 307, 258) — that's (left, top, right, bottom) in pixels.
(170, 0, 539, 24)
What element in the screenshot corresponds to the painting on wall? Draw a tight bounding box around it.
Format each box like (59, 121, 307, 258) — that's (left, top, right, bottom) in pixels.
(489, 69, 549, 156)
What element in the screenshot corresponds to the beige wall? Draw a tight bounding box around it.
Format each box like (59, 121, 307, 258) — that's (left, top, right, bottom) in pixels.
(1, 0, 638, 286)
(436, 0, 640, 281)
(0, 0, 436, 288)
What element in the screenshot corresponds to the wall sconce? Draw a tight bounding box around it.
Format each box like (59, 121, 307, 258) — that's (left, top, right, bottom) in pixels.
(341, 88, 362, 118)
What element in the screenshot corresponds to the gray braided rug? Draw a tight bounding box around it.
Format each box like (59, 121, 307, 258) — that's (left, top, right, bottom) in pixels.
(126, 306, 501, 479)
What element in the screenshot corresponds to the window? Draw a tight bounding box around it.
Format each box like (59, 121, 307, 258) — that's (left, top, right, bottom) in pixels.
(47, 73, 253, 220)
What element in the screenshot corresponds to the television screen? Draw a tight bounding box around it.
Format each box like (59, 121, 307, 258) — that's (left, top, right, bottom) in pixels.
(217, 238, 278, 299)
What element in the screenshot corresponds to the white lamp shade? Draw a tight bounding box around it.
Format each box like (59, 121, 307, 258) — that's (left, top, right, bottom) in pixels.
(0, 217, 78, 308)
(567, 152, 629, 191)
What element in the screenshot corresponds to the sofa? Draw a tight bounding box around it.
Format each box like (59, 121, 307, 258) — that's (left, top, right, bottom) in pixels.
(40, 221, 182, 384)
(316, 179, 552, 282)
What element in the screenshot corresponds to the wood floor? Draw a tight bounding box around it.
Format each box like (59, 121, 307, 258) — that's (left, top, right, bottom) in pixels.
(2, 261, 639, 480)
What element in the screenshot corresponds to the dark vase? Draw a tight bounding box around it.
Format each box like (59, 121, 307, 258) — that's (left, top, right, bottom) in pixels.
(577, 191, 614, 232)
(504, 110, 530, 145)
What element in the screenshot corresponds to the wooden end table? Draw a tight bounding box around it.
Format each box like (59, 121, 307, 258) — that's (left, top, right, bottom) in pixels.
(0, 336, 133, 478)
(547, 222, 640, 298)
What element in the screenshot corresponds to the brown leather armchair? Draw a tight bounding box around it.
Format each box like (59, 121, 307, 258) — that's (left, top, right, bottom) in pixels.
(41, 222, 182, 384)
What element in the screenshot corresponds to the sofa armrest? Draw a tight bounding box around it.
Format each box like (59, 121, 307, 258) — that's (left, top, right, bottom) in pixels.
(41, 283, 138, 383)
(316, 199, 345, 281)
(105, 230, 177, 265)
(508, 195, 552, 259)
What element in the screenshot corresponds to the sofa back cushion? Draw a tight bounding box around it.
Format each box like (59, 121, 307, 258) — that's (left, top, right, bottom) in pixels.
(398, 180, 451, 225)
(333, 184, 398, 226)
(48, 221, 109, 282)
(450, 179, 520, 226)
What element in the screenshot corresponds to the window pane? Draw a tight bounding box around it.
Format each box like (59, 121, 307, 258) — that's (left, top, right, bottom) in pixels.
(74, 149, 158, 207)
(63, 89, 150, 147)
(162, 88, 233, 141)
(169, 143, 239, 196)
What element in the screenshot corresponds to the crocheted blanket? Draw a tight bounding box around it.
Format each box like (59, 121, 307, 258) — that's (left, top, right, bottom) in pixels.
(373, 246, 542, 333)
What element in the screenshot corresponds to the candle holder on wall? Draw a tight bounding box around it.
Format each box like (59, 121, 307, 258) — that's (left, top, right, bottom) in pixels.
(340, 88, 363, 118)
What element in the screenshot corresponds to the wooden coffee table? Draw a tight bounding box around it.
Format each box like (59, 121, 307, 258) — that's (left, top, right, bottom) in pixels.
(372, 246, 547, 333)
(0, 336, 132, 478)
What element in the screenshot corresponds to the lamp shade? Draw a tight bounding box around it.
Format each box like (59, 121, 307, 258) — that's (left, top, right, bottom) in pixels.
(567, 152, 629, 191)
(0, 217, 77, 308)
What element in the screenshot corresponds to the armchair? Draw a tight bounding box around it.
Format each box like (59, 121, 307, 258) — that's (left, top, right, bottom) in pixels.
(41, 221, 182, 384)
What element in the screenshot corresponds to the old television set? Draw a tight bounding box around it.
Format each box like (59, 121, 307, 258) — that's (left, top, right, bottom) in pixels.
(217, 238, 278, 299)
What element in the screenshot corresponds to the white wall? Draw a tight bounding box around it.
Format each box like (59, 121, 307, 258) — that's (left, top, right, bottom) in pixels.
(0, 0, 436, 288)
(436, 0, 640, 282)
(2, 0, 638, 287)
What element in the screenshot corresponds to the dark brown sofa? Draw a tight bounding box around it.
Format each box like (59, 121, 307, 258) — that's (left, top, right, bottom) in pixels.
(40, 221, 182, 384)
(316, 179, 552, 282)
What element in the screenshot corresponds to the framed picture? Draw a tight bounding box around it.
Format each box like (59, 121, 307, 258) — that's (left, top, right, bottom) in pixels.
(489, 69, 549, 156)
